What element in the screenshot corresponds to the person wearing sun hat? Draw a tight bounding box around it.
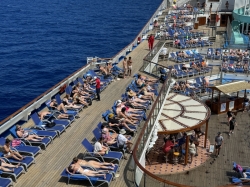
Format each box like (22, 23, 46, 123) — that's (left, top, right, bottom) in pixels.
(117, 129, 133, 154)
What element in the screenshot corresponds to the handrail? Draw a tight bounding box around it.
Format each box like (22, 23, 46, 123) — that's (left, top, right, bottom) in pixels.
(132, 70, 195, 187)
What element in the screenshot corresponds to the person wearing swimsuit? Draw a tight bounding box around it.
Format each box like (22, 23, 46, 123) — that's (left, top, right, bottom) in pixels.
(72, 157, 115, 170)
(0, 158, 20, 172)
(3, 138, 24, 161)
(127, 57, 133, 76)
(67, 163, 107, 179)
(16, 125, 44, 142)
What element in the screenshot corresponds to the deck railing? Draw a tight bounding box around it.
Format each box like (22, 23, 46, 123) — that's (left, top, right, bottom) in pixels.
(132, 70, 195, 187)
(0, 0, 168, 132)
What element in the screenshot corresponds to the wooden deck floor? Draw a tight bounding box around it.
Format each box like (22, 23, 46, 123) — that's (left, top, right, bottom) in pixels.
(10, 9, 248, 187)
(14, 26, 157, 187)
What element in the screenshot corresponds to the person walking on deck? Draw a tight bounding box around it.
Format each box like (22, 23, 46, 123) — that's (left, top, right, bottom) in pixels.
(123, 57, 128, 78)
(94, 76, 100, 101)
(148, 34, 154, 51)
(215, 132, 223, 157)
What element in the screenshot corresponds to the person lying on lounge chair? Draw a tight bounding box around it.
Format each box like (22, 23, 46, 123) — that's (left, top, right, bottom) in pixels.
(62, 94, 82, 109)
(50, 99, 69, 113)
(83, 80, 95, 92)
(16, 125, 44, 142)
(38, 111, 70, 120)
(116, 100, 145, 113)
(71, 86, 90, 100)
(72, 157, 115, 170)
(127, 89, 152, 100)
(137, 74, 158, 83)
(75, 84, 92, 98)
(3, 138, 24, 161)
(107, 114, 135, 132)
(72, 93, 89, 106)
(116, 103, 138, 126)
(101, 127, 117, 145)
(0, 158, 20, 172)
(67, 163, 107, 179)
(138, 85, 155, 101)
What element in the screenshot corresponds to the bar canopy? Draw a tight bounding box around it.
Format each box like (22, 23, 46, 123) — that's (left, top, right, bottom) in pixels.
(209, 81, 250, 94)
(157, 93, 211, 134)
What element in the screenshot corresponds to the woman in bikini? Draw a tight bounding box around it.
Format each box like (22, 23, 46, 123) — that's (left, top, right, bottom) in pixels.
(72, 92, 89, 106)
(101, 126, 117, 145)
(0, 158, 20, 172)
(72, 157, 115, 170)
(16, 125, 44, 142)
(3, 138, 24, 161)
(67, 163, 107, 179)
(116, 103, 137, 126)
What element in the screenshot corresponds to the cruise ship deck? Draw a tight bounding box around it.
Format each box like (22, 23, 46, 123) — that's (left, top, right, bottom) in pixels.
(3, 5, 250, 187)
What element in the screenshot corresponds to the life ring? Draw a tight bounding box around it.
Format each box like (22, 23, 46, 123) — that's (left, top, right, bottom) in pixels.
(59, 84, 67, 93)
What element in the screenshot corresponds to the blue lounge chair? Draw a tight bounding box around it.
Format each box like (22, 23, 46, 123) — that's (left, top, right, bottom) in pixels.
(0, 177, 12, 187)
(82, 138, 123, 165)
(0, 137, 41, 157)
(55, 94, 83, 113)
(61, 167, 113, 186)
(31, 112, 67, 135)
(0, 154, 34, 171)
(45, 99, 77, 120)
(9, 125, 51, 150)
(0, 164, 25, 182)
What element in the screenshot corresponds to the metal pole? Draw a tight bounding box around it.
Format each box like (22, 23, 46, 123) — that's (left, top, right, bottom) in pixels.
(204, 120, 209, 148)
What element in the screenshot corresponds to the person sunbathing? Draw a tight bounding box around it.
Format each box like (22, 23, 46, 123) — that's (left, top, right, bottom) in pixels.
(101, 127, 117, 145)
(67, 163, 107, 179)
(38, 110, 70, 120)
(137, 74, 158, 83)
(116, 104, 138, 126)
(191, 62, 200, 71)
(3, 139, 24, 161)
(138, 85, 155, 101)
(121, 107, 141, 121)
(181, 63, 189, 72)
(62, 94, 82, 109)
(117, 100, 145, 113)
(72, 93, 89, 106)
(50, 99, 68, 113)
(76, 83, 91, 97)
(0, 158, 20, 172)
(94, 137, 109, 155)
(83, 80, 95, 92)
(72, 157, 115, 170)
(127, 89, 152, 100)
(127, 97, 148, 108)
(106, 62, 113, 74)
(16, 125, 44, 142)
(108, 114, 135, 132)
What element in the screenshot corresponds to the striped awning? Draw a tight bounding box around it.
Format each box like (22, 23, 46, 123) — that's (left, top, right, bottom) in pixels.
(209, 81, 250, 94)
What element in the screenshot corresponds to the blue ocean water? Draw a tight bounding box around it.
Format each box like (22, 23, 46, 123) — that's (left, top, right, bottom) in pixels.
(0, 0, 162, 121)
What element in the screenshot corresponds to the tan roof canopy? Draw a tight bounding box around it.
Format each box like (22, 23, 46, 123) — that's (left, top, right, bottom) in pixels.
(209, 81, 250, 94)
